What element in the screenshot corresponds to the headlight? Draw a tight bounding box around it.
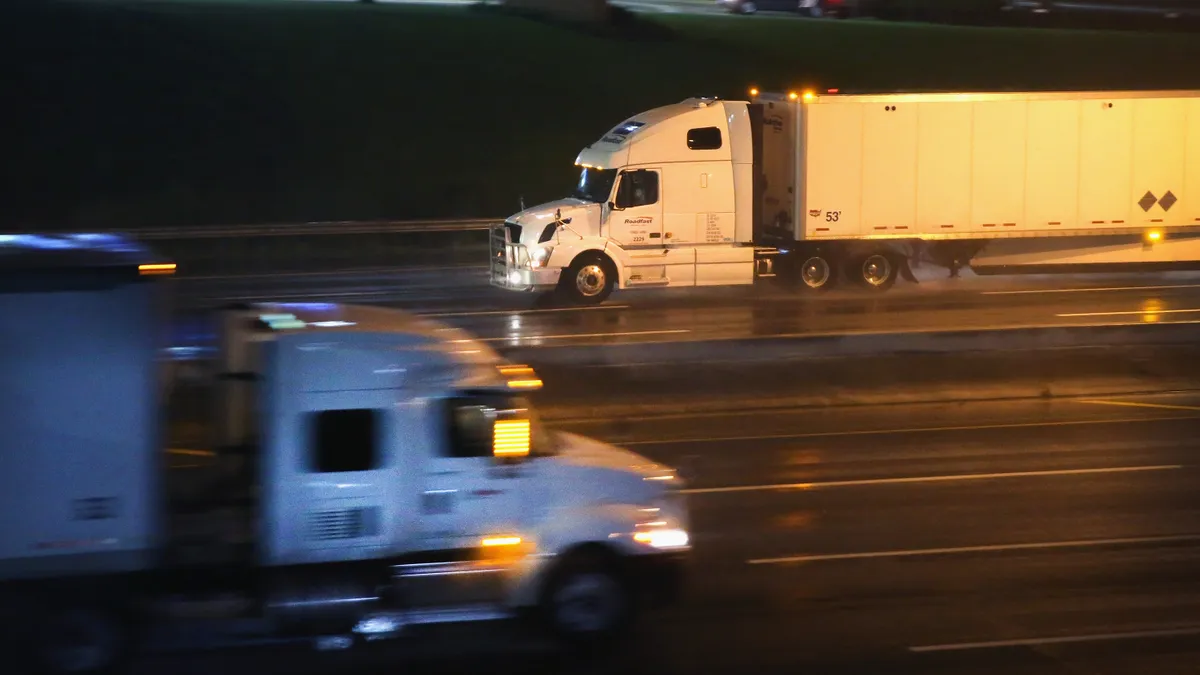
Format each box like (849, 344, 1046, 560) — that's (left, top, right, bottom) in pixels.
(633, 528, 690, 550)
(529, 246, 554, 269)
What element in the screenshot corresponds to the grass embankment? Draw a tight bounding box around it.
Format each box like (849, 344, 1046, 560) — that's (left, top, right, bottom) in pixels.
(6, 0, 1200, 231)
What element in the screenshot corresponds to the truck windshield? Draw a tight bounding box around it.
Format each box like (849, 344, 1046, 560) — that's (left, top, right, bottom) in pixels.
(573, 167, 617, 203)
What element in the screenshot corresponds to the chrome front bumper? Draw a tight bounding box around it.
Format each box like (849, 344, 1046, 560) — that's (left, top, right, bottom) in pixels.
(489, 224, 561, 292)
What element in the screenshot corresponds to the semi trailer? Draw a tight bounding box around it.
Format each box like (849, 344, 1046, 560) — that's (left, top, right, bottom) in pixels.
(490, 89, 1200, 304)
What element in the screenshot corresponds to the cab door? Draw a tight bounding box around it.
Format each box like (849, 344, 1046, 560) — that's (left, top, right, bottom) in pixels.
(608, 168, 664, 248)
(418, 392, 543, 552)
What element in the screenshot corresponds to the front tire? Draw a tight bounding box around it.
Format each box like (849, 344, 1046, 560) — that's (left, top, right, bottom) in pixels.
(540, 549, 634, 646)
(559, 253, 616, 306)
(28, 602, 130, 675)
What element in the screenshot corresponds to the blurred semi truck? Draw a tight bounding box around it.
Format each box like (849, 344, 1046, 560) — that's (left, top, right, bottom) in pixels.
(490, 89, 1200, 304)
(0, 234, 690, 674)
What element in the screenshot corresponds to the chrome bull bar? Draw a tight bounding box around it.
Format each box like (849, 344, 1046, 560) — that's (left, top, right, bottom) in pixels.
(489, 223, 535, 290)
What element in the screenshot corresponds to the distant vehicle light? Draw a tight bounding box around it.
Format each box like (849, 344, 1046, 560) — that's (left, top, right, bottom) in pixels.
(749, 87, 760, 97)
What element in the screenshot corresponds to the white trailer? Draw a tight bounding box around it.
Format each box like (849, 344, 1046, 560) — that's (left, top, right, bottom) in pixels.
(0, 234, 690, 674)
(490, 89, 1200, 303)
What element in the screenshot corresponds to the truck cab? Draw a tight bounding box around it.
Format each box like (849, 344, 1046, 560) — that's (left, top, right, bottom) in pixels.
(490, 97, 759, 304)
(0, 234, 690, 673)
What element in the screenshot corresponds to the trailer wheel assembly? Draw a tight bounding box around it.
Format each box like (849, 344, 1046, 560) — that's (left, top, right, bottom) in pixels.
(855, 253, 898, 291)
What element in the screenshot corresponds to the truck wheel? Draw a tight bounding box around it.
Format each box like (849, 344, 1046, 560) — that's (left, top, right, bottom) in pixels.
(31, 604, 129, 675)
(559, 253, 616, 306)
(733, 1, 758, 14)
(854, 253, 898, 291)
(541, 550, 633, 646)
(798, 254, 836, 290)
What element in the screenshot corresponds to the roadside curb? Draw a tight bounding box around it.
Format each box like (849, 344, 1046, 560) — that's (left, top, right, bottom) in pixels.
(501, 322, 1200, 367)
(537, 379, 1200, 422)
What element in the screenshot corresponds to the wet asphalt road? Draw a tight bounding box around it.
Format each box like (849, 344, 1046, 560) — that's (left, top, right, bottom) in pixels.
(145, 389, 1200, 675)
(169, 269, 1200, 350)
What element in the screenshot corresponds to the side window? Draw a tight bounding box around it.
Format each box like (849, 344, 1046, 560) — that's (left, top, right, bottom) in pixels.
(614, 170, 660, 209)
(443, 394, 541, 459)
(310, 408, 380, 473)
(687, 126, 722, 150)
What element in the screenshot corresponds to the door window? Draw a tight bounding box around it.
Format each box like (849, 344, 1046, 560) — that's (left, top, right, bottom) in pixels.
(615, 170, 660, 209)
(309, 408, 381, 473)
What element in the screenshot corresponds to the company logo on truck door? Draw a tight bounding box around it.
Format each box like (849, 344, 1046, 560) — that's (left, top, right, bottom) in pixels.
(624, 216, 654, 225)
(808, 209, 822, 218)
(764, 115, 784, 132)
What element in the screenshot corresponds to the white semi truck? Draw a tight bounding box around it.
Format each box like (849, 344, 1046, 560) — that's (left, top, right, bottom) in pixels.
(490, 89, 1200, 304)
(0, 234, 690, 674)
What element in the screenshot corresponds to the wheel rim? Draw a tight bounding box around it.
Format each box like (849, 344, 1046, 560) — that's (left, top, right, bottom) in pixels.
(800, 256, 831, 288)
(861, 254, 893, 287)
(43, 609, 118, 674)
(552, 572, 623, 634)
(575, 264, 607, 298)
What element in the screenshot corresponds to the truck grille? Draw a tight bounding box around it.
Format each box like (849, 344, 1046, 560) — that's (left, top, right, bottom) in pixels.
(307, 507, 379, 541)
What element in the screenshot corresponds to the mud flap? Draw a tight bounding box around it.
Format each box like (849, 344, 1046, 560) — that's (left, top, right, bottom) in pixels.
(899, 257, 919, 284)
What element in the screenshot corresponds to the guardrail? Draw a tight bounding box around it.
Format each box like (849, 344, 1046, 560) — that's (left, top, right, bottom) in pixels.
(91, 218, 503, 278)
(121, 218, 499, 240)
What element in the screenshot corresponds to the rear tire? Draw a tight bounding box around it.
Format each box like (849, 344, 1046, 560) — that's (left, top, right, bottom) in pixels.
(852, 252, 899, 292)
(777, 250, 838, 292)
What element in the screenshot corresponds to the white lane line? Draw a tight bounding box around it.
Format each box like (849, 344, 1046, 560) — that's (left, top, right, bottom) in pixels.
(679, 464, 1182, 495)
(748, 533, 1200, 565)
(983, 283, 1200, 296)
(910, 625, 1200, 652)
(477, 329, 689, 342)
(1078, 399, 1200, 412)
(424, 305, 630, 318)
(619, 414, 1200, 446)
(1056, 308, 1200, 317)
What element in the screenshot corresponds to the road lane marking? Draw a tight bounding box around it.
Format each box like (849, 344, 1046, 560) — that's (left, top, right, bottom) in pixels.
(619, 414, 1200, 446)
(983, 283, 1200, 296)
(476, 329, 690, 342)
(1078, 399, 1200, 412)
(910, 625, 1200, 652)
(168, 448, 215, 457)
(1056, 308, 1200, 317)
(748, 533, 1200, 565)
(680, 464, 1182, 495)
(424, 305, 630, 318)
